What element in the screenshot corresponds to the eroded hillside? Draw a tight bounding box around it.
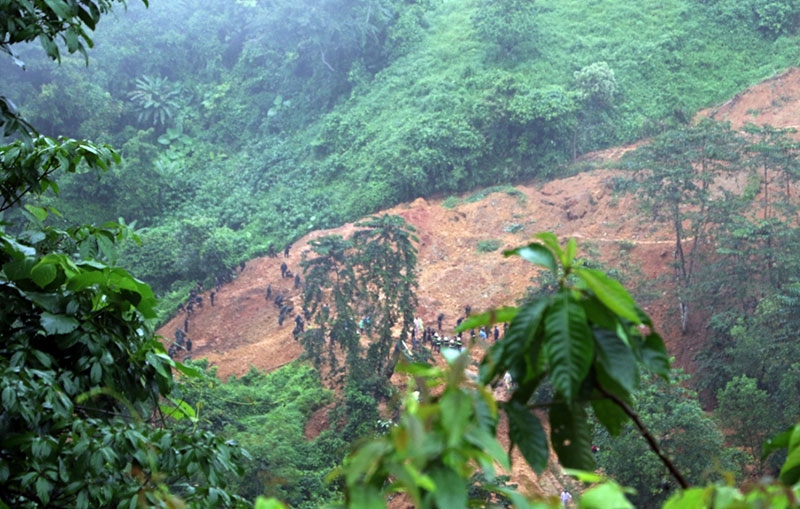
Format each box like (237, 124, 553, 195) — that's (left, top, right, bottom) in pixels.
(157, 66, 800, 500)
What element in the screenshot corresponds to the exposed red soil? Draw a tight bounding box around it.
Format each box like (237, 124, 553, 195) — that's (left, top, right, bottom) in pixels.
(158, 66, 800, 500)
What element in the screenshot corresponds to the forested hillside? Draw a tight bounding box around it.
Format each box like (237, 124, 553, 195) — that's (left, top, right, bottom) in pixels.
(4, 0, 799, 310)
(5, 0, 800, 507)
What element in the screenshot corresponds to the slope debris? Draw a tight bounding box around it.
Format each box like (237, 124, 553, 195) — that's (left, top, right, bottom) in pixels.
(157, 65, 800, 501)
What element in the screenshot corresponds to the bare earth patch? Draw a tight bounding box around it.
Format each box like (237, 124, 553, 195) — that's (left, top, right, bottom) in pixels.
(158, 66, 800, 500)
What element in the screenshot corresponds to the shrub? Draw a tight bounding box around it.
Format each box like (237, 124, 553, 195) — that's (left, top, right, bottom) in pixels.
(477, 239, 502, 252)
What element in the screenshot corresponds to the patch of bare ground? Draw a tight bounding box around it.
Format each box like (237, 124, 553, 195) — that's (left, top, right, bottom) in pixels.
(158, 66, 800, 500)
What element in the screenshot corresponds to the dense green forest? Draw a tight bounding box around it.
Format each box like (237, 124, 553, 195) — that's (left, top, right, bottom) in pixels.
(4, 0, 800, 507)
(4, 0, 800, 308)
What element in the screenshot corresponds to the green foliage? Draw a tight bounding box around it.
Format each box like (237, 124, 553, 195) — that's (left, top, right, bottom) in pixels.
(128, 75, 183, 128)
(716, 375, 777, 475)
(300, 214, 418, 384)
(0, 218, 247, 507)
(336, 353, 529, 508)
(0, 135, 119, 212)
(574, 61, 618, 107)
(622, 119, 747, 333)
(0, 0, 148, 64)
(593, 370, 734, 508)
(1, 3, 247, 506)
(705, 0, 800, 38)
(441, 196, 460, 209)
(477, 239, 502, 252)
(174, 361, 341, 507)
(7, 0, 800, 300)
(471, 0, 539, 59)
(337, 235, 800, 507)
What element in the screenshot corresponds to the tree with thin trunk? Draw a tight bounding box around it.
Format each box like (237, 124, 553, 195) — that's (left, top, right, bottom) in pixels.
(623, 119, 745, 333)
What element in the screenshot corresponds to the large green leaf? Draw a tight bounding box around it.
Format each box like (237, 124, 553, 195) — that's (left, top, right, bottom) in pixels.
(479, 298, 547, 385)
(549, 400, 594, 470)
(578, 481, 635, 509)
(458, 306, 518, 332)
(464, 425, 509, 472)
(439, 389, 471, 448)
(505, 243, 557, 273)
(31, 262, 57, 288)
(594, 329, 638, 395)
(3, 258, 35, 281)
(44, 0, 73, 20)
(40, 312, 79, 334)
(640, 332, 670, 377)
(543, 291, 593, 403)
(533, 232, 562, 260)
(574, 267, 640, 324)
(428, 466, 467, 509)
(590, 396, 629, 437)
(505, 400, 549, 473)
(779, 423, 800, 485)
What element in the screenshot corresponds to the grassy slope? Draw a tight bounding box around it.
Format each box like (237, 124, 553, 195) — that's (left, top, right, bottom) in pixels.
(311, 0, 800, 208)
(9, 0, 800, 301)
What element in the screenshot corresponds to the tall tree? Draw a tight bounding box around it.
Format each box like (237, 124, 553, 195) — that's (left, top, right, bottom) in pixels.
(716, 375, 777, 476)
(623, 119, 745, 333)
(300, 214, 418, 383)
(742, 123, 800, 220)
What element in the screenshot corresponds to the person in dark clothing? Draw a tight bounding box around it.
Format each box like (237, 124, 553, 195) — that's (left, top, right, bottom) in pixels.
(284, 243, 291, 257)
(280, 262, 288, 278)
(184, 317, 189, 333)
(268, 244, 276, 257)
(465, 305, 472, 317)
(294, 273, 301, 289)
(437, 313, 444, 332)
(293, 314, 305, 334)
(174, 328, 185, 344)
(168, 344, 177, 358)
(185, 338, 192, 352)
(279, 312, 286, 326)
(274, 294, 283, 307)
(494, 325, 500, 342)
(266, 284, 272, 300)
(210, 290, 215, 307)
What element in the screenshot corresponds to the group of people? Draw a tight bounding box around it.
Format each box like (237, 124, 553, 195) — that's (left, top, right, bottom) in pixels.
(168, 239, 303, 358)
(168, 281, 213, 359)
(168, 323, 192, 359)
(405, 305, 508, 356)
(267, 242, 292, 259)
(268, 256, 307, 330)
